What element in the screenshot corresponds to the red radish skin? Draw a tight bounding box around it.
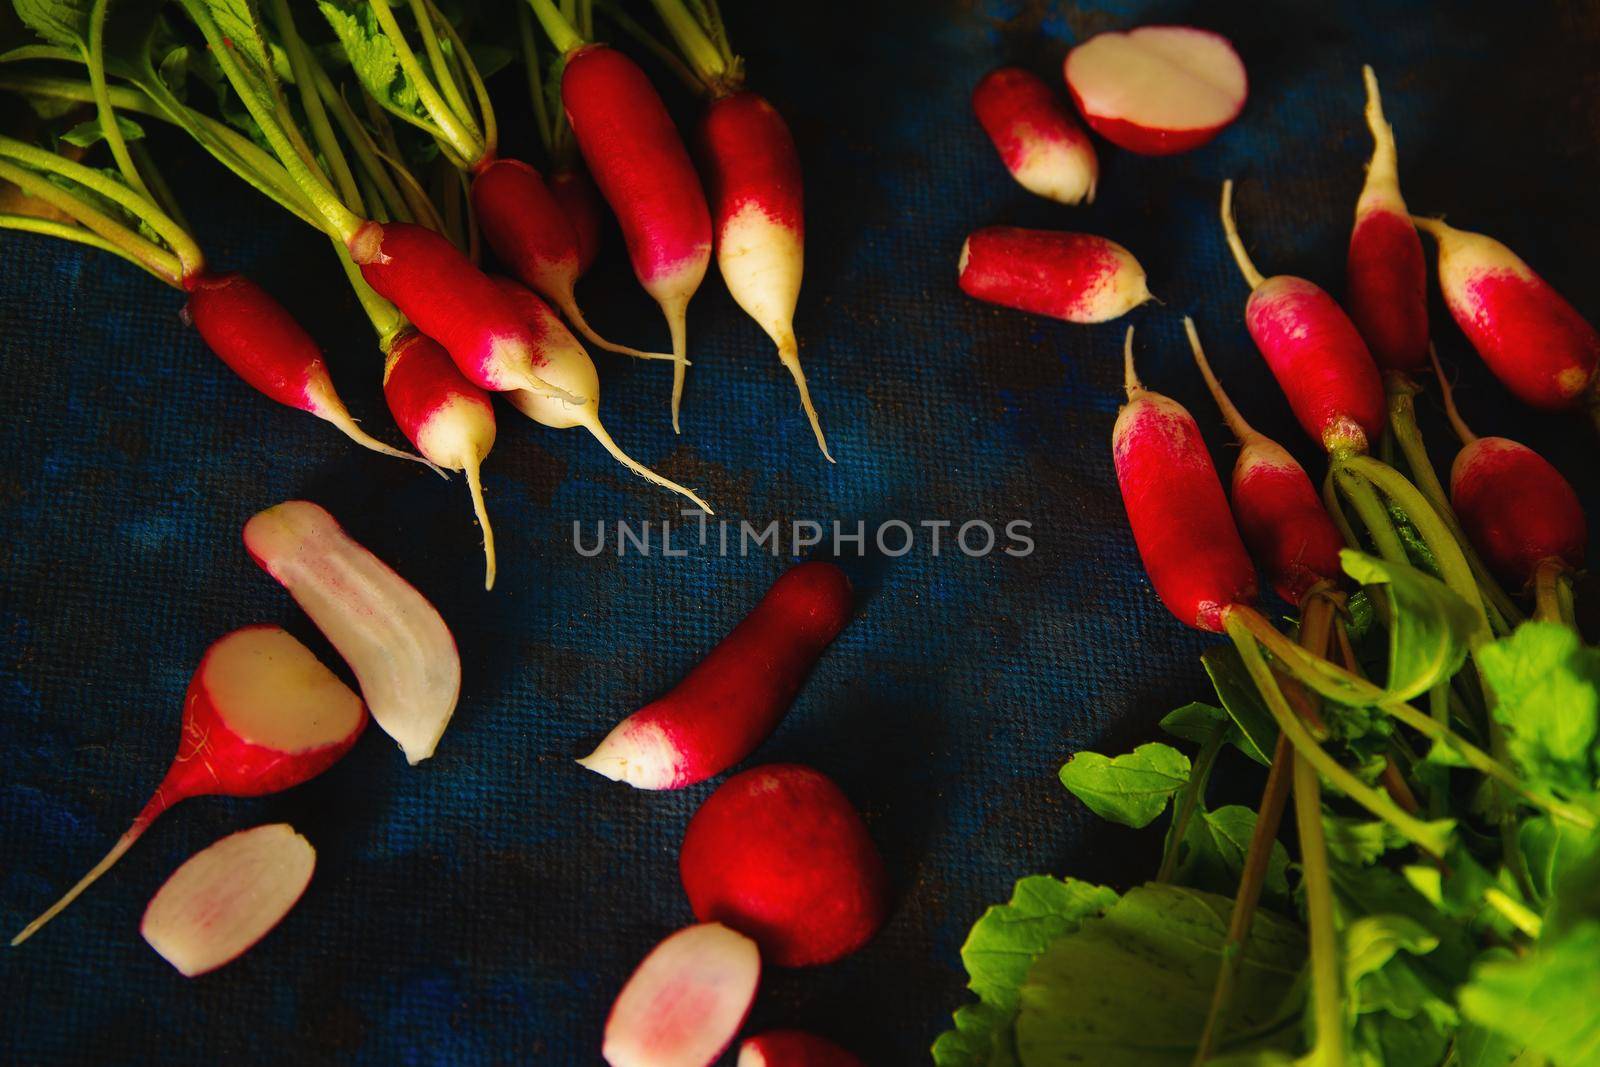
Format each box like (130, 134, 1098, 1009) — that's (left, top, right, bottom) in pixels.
(1063, 26, 1247, 155)
(182, 271, 429, 465)
(699, 90, 832, 460)
(471, 158, 672, 363)
(349, 221, 576, 402)
(1221, 180, 1385, 455)
(1115, 327, 1258, 631)
(493, 277, 712, 513)
(972, 66, 1098, 205)
(1184, 318, 1344, 606)
(1413, 216, 1600, 412)
(603, 923, 761, 1067)
(550, 166, 604, 275)
(562, 44, 712, 431)
(738, 1031, 867, 1067)
(11, 626, 366, 946)
(383, 330, 499, 588)
(680, 764, 889, 967)
(958, 226, 1150, 324)
(1346, 67, 1428, 374)
(579, 562, 852, 790)
(1432, 352, 1586, 587)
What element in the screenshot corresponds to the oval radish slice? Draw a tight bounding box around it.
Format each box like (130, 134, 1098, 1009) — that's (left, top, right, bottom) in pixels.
(972, 67, 1098, 205)
(243, 500, 461, 765)
(1063, 26, 1247, 156)
(958, 226, 1150, 324)
(140, 824, 315, 977)
(739, 1031, 867, 1067)
(603, 923, 761, 1067)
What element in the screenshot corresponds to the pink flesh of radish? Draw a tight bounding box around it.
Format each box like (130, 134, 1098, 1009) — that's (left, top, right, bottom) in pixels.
(603, 923, 761, 1067)
(10, 626, 363, 946)
(1064, 26, 1246, 153)
(243, 501, 461, 765)
(140, 823, 315, 977)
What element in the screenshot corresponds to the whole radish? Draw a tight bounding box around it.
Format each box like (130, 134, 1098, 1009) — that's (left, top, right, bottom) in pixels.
(471, 159, 671, 363)
(603, 923, 761, 1067)
(739, 1031, 867, 1067)
(11, 626, 366, 946)
(580, 562, 852, 789)
(680, 764, 889, 967)
(1185, 318, 1344, 606)
(958, 226, 1150, 323)
(1413, 216, 1600, 413)
(972, 66, 1098, 205)
(1346, 66, 1428, 374)
(1115, 327, 1257, 631)
(492, 278, 712, 513)
(183, 271, 430, 466)
(699, 90, 833, 460)
(382, 330, 499, 589)
(1431, 351, 1586, 588)
(1220, 180, 1385, 455)
(550, 166, 605, 275)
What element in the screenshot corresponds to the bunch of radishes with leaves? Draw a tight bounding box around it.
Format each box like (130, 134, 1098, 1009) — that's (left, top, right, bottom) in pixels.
(938, 57, 1600, 1067)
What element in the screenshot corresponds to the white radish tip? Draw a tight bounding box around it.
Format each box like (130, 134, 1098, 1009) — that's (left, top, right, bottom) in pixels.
(1183, 316, 1258, 443)
(1219, 179, 1266, 290)
(1122, 325, 1142, 397)
(577, 718, 683, 790)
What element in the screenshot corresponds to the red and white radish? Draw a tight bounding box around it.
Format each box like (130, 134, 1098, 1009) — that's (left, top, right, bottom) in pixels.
(958, 226, 1150, 323)
(602, 922, 761, 1067)
(550, 165, 605, 276)
(680, 764, 888, 967)
(11, 626, 365, 946)
(471, 158, 671, 363)
(562, 43, 712, 432)
(972, 66, 1098, 205)
(579, 562, 851, 790)
(1413, 216, 1600, 412)
(493, 277, 712, 513)
(1184, 318, 1344, 606)
(739, 1032, 867, 1067)
(1345, 67, 1428, 374)
(183, 271, 430, 466)
(1063, 26, 1247, 156)
(1220, 180, 1386, 455)
(1115, 327, 1258, 631)
(382, 330, 499, 589)
(699, 90, 833, 460)
(1431, 351, 1586, 587)
(244, 501, 460, 765)
(140, 823, 315, 977)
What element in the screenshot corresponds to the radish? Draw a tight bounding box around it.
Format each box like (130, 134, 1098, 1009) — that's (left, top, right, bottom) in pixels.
(972, 66, 1098, 205)
(1412, 215, 1600, 412)
(1115, 326, 1258, 631)
(1431, 351, 1586, 588)
(679, 764, 889, 967)
(1220, 180, 1386, 455)
(382, 330, 499, 589)
(244, 501, 461, 765)
(1184, 318, 1344, 606)
(699, 89, 833, 460)
(10, 626, 365, 946)
(493, 277, 713, 513)
(140, 823, 315, 977)
(550, 166, 605, 275)
(1063, 26, 1247, 156)
(958, 226, 1150, 323)
(471, 158, 671, 363)
(602, 922, 761, 1067)
(738, 1031, 867, 1067)
(1346, 67, 1428, 374)
(579, 562, 852, 790)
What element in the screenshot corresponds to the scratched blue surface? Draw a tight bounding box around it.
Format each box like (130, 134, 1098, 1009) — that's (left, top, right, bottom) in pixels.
(4, 1, 1600, 1063)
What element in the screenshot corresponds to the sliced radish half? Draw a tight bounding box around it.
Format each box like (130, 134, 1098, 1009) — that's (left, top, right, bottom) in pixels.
(603, 923, 761, 1067)
(1064, 26, 1247, 155)
(140, 824, 315, 977)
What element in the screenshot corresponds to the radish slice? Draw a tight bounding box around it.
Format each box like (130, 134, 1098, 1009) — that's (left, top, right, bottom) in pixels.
(140, 824, 315, 977)
(243, 501, 461, 765)
(1064, 26, 1247, 156)
(603, 923, 761, 1067)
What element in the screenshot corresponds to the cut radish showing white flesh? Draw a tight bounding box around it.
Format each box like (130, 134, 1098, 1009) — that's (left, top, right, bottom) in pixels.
(244, 501, 461, 765)
(603, 923, 761, 1067)
(1064, 26, 1247, 155)
(140, 824, 315, 977)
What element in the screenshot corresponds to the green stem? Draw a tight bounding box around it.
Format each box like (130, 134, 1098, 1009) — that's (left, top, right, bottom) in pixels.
(0, 161, 180, 284)
(332, 239, 406, 346)
(596, 0, 704, 95)
(526, 0, 587, 54)
(1320, 464, 1363, 549)
(367, 0, 485, 165)
(270, 0, 365, 216)
(1484, 887, 1543, 939)
(1335, 466, 1410, 565)
(516, 3, 555, 152)
(1157, 722, 1227, 883)
(426, 0, 498, 162)
(129, 143, 190, 236)
(0, 212, 159, 275)
(1427, 683, 1450, 819)
(311, 66, 409, 223)
(85, 0, 152, 203)
(1533, 559, 1575, 627)
(407, 0, 476, 134)
(699, 0, 732, 63)
(361, 93, 441, 229)
(1294, 752, 1347, 1065)
(646, 0, 730, 87)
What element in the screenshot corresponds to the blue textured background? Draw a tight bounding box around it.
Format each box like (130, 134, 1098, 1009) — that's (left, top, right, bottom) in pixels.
(4, 1, 1600, 1063)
